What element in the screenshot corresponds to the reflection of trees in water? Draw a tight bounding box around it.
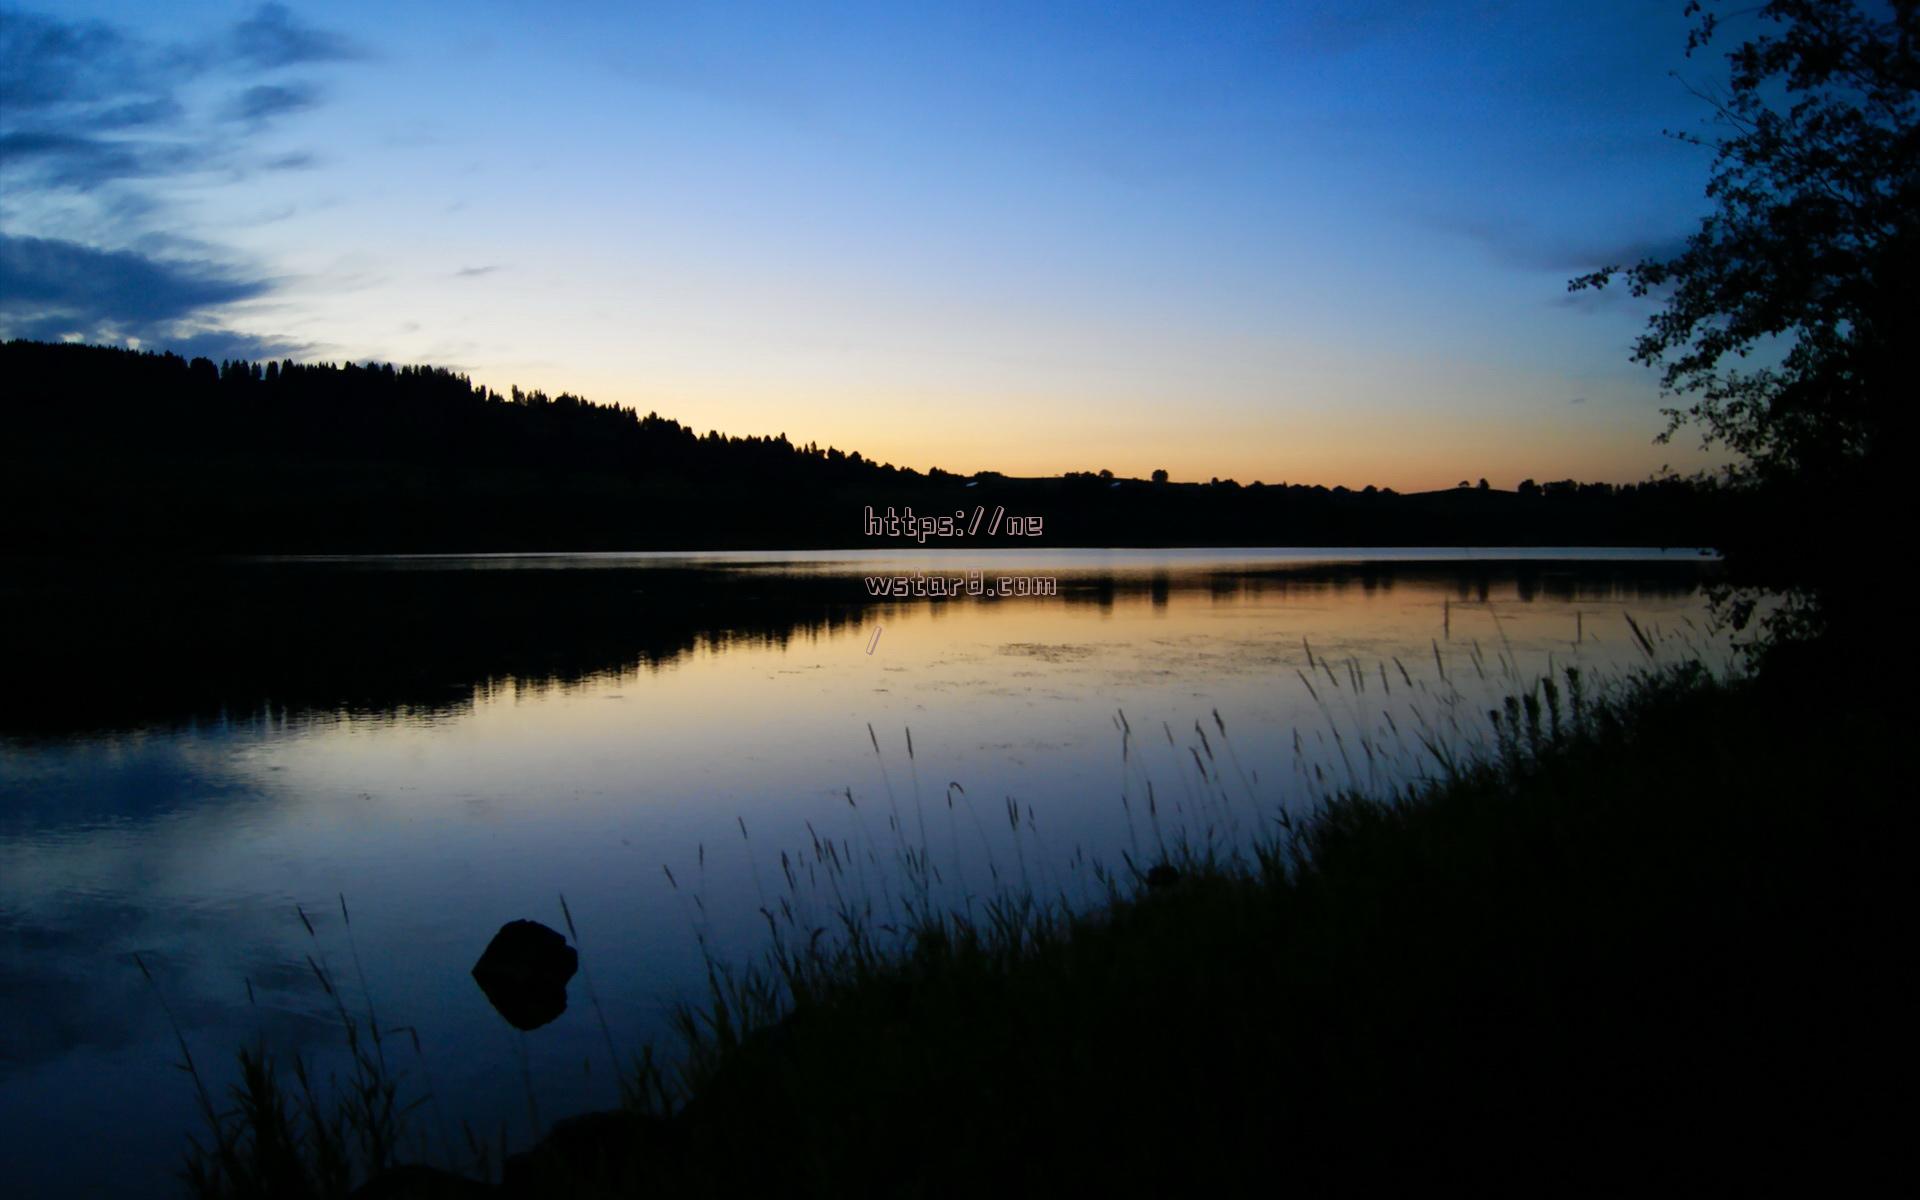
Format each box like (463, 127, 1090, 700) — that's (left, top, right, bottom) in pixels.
(1068, 561, 1708, 612)
(1, 563, 855, 738)
(0, 560, 1712, 736)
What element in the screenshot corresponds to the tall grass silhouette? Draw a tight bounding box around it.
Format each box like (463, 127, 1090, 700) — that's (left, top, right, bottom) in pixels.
(150, 611, 1830, 1197)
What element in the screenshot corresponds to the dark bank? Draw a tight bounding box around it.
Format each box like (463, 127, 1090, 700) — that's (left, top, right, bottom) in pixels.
(172, 657, 1908, 1197)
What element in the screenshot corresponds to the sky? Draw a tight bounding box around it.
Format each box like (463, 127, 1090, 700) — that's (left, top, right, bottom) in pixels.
(0, 1, 1743, 490)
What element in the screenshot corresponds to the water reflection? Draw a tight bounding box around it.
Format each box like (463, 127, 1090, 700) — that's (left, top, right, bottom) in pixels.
(0, 550, 1721, 1197)
(3, 549, 1715, 739)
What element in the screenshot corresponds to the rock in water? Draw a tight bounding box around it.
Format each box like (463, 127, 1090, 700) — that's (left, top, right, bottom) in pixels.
(471, 919, 578, 1030)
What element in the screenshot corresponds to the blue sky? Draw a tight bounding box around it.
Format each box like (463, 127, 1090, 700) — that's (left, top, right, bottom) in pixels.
(1, 1, 1736, 488)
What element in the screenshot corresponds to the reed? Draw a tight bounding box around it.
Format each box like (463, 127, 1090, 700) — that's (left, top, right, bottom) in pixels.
(171, 618, 1897, 1196)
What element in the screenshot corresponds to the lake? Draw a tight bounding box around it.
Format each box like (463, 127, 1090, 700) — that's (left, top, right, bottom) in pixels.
(0, 549, 1728, 1196)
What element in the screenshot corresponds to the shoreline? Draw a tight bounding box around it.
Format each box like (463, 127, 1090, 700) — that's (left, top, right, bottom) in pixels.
(174, 656, 1905, 1196)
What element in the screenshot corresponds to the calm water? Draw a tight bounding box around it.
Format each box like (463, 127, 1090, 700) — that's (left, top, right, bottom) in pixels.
(0, 549, 1726, 1196)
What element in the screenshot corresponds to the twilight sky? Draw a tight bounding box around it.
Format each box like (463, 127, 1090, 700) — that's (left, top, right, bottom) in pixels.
(1, 1, 1737, 489)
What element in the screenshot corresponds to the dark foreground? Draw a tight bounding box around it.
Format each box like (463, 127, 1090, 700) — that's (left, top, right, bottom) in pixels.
(183, 658, 1907, 1197)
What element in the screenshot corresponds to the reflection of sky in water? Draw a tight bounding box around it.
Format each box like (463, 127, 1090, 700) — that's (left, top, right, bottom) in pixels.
(0, 554, 1725, 1196)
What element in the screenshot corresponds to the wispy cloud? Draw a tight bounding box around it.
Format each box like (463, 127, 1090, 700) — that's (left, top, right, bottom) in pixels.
(262, 150, 317, 171)
(0, 5, 365, 356)
(0, 8, 144, 112)
(0, 232, 301, 359)
(454, 265, 502, 278)
(227, 82, 324, 124)
(0, 5, 356, 191)
(1432, 210, 1690, 274)
(230, 2, 366, 69)
(0, 129, 203, 188)
(0, 233, 265, 323)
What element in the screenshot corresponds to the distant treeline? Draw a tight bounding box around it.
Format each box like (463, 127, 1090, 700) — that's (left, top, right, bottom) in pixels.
(1, 340, 1741, 552)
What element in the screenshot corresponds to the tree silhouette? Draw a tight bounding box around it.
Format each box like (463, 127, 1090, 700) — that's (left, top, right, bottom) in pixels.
(0, 340, 1737, 554)
(1570, 0, 1915, 641)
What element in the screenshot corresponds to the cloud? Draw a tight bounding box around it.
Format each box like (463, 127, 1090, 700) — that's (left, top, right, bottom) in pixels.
(0, 5, 361, 193)
(227, 81, 322, 123)
(77, 96, 184, 132)
(231, 2, 366, 68)
(0, 233, 300, 360)
(455, 265, 502, 278)
(149, 326, 310, 361)
(262, 150, 317, 171)
(0, 8, 140, 111)
(0, 6, 364, 356)
(0, 232, 263, 325)
(1432, 210, 1691, 274)
(1574, 232, 1693, 273)
(1554, 286, 1643, 314)
(0, 129, 202, 188)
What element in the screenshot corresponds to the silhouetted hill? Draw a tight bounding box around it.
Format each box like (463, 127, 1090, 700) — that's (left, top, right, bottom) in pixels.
(0, 340, 1737, 552)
